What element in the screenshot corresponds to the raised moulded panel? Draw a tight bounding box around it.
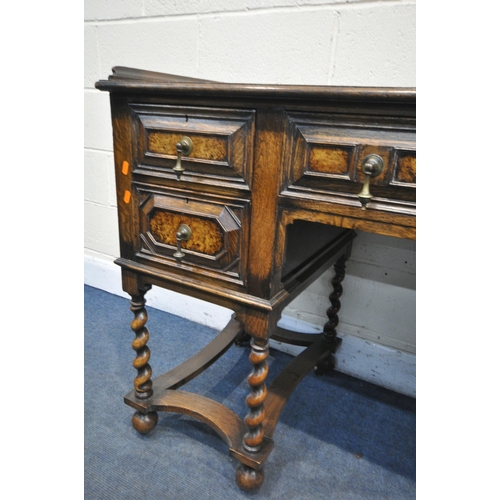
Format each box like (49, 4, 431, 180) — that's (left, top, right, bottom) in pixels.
(130, 104, 255, 189)
(136, 189, 249, 286)
(282, 112, 416, 206)
(391, 150, 416, 187)
(149, 210, 225, 256)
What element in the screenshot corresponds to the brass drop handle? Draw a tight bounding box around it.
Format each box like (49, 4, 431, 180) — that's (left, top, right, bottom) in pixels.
(173, 136, 194, 180)
(173, 223, 192, 264)
(357, 154, 384, 210)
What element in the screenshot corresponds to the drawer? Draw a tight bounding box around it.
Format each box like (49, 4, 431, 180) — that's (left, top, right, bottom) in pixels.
(130, 104, 255, 190)
(135, 186, 249, 287)
(281, 112, 416, 209)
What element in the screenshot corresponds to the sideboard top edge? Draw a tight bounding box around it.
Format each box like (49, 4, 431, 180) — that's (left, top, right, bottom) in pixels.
(95, 67, 416, 103)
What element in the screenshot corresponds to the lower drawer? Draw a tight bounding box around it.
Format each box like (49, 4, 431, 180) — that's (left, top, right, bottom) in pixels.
(135, 186, 249, 287)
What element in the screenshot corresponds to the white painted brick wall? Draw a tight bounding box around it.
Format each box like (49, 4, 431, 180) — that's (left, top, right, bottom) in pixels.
(197, 9, 337, 84)
(333, 3, 416, 86)
(85, 203, 121, 257)
(84, 0, 416, 356)
(84, 92, 113, 150)
(84, 150, 115, 207)
(97, 19, 200, 78)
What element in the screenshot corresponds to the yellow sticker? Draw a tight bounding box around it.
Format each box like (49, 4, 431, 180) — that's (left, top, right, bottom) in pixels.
(123, 190, 131, 204)
(121, 160, 129, 175)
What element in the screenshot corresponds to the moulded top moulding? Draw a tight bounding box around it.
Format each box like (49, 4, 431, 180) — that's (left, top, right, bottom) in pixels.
(95, 66, 416, 104)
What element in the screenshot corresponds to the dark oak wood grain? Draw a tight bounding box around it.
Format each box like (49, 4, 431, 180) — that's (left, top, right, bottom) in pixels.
(96, 67, 416, 491)
(98, 66, 415, 103)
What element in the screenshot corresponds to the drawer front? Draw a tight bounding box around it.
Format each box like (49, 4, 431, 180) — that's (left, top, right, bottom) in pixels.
(130, 104, 255, 190)
(282, 112, 416, 209)
(135, 187, 249, 286)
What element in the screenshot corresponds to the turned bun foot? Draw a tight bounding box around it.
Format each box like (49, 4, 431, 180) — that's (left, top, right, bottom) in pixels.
(235, 463, 264, 491)
(131, 410, 158, 434)
(235, 330, 251, 347)
(314, 353, 335, 375)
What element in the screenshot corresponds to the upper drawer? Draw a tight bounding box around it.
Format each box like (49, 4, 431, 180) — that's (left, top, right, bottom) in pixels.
(281, 112, 416, 210)
(129, 104, 255, 190)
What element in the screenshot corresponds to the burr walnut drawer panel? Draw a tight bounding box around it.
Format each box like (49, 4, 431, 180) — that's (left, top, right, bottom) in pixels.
(130, 103, 255, 189)
(135, 186, 250, 287)
(281, 112, 416, 207)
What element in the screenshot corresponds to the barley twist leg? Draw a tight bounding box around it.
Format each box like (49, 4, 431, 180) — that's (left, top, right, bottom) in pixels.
(235, 338, 269, 491)
(129, 292, 158, 434)
(316, 255, 347, 374)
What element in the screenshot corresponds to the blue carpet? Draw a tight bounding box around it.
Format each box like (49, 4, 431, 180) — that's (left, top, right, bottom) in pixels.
(84, 285, 415, 499)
